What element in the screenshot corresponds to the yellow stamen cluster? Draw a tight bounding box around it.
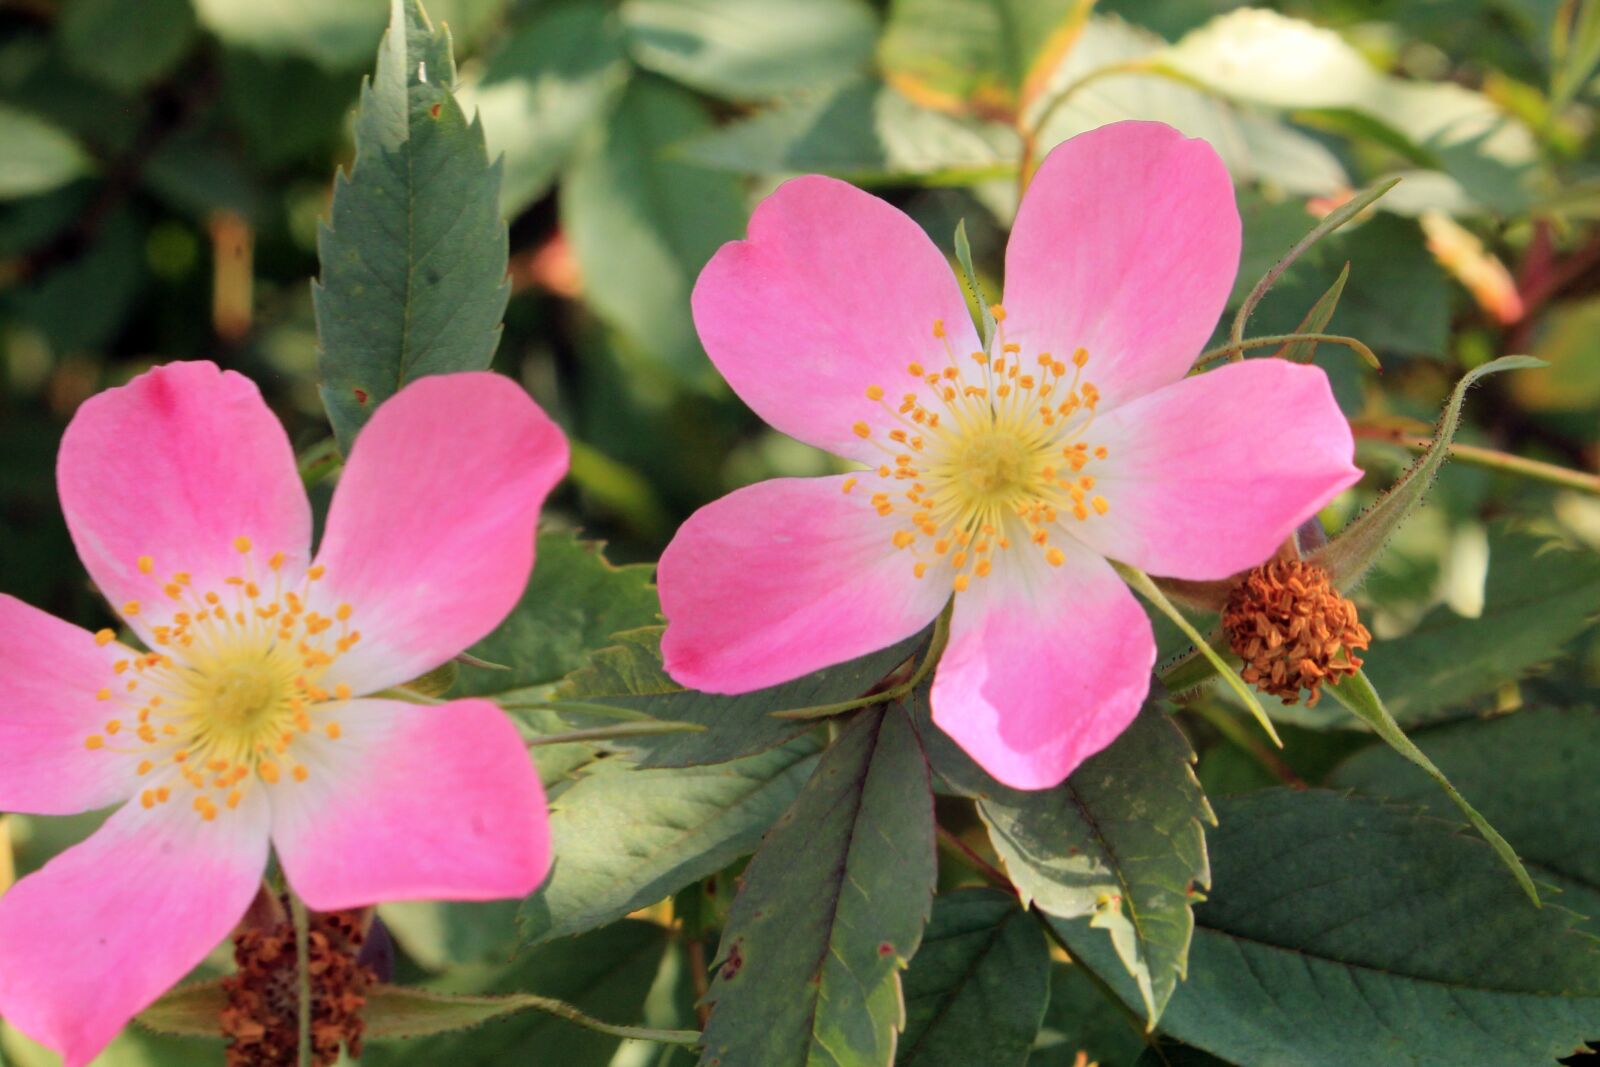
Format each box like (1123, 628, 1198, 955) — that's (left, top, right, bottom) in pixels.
(845, 307, 1112, 591)
(84, 539, 360, 821)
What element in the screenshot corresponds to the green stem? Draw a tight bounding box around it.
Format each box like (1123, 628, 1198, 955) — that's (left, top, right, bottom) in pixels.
(290, 891, 312, 1067)
(1188, 700, 1305, 788)
(1194, 332, 1379, 371)
(488, 993, 701, 1045)
(937, 824, 1012, 890)
(1113, 562, 1282, 747)
(773, 601, 954, 721)
(1351, 425, 1600, 495)
(525, 720, 705, 746)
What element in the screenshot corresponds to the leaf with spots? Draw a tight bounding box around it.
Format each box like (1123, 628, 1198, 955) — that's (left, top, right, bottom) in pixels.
(938, 703, 1212, 1025)
(698, 704, 937, 1067)
(1054, 790, 1600, 1067)
(314, 0, 510, 453)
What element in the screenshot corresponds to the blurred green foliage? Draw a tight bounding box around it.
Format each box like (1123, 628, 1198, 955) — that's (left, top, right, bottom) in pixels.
(2, 0, 1599, 1064)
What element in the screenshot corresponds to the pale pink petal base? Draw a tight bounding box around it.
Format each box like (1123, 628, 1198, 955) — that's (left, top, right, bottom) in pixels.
(309, 373, 569, 696)
(1068, 359, 1362, 581)
(692, 175, 982, 463)
(268, 698, 550, 911)
(659, 475, 950, 693)
(0, 791, 270, 1067)
(931, 540, 1155, 790)
(56, 361, 311, 646)
(0, 596, 141, 814)
(1001, 121, 1242, 411)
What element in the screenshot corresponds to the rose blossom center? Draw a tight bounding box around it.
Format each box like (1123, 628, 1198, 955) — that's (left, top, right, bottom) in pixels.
(845, 305, 1113, 592)
(82, 537, 361, 821)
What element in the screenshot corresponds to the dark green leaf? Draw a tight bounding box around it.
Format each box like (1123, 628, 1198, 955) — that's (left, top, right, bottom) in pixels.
(464, 1, 629, 216)
(1058, 790, 1600, 1067)
(1359, 527, 1600, 726)
(622, 0, 878, 101)
(456, 531, 659, 699)
(561, 77, 745, 380)
(314, 0, 509, 452)
(699, 705, 937, 1067)
(1275, 262, 1348, 365)
(675, 79, 1013, 186)
(970, 706, 1212, 1023)
(1332, 705, 1600, 934)
(59, 0, 198, 94)
(520, 737, 822, 945)
(134, 979, 225, 1038)
(365, 921, 671, 1066)
(1028, 962, 1148, 1066)
(191, 0, 386, 69)
(897, 888, 1050, 1066)
(554, 627, 926, 769)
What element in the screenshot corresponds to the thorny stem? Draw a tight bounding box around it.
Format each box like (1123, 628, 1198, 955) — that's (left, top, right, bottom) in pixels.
(685, 938, 712, 1028)
(1193, 332, 1379, 371)
(289, 891, 312, 1067)
(773, 600, 954, 721)
(1351, 423, 1600, 495)
(937, 825, 1013, 890)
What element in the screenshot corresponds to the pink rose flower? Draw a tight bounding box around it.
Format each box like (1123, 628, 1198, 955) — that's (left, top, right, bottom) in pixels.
(658, 121, 1360, 790)
(0, 362, 568, 1066)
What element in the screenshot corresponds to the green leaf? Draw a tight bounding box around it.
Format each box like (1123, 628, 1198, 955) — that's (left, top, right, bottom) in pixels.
(561, 77, 745, 381)
(1359, 527, 1600, 726)
(552, 627, 926, 769)
(314, 0, 510, 453)
(1332, 706, 1600, 932)
(1230, 177, 1399, 348)
(455, 531, 659, 699)
(0, 105, 93, 200)
(1160, 8, 1384, 109)
(519, 737, 822, 945)
(897, 888, 1051, 1066)
(363, 984, 696, 1043)
(59, 0, 198, 94)
(675, 79, 1013, 186)
(365, 921, 672, 1066)
(1028, 961, 1148, 1066)
(192, 0, 386, 69)
(1310, 356, 1545, 588)
(460, 0, 629, 217)
(134, 980, 225, 1038)
(699, 705, 937, 1067)
(1275, 262, 1348, 365)
(1057, 790, 1600, 1067)
(946, 705, 1211, 1025)
(1325, 668, 1537, 903)
(621, 0, 879, 101)
(878, 0, 1094, 119)
(953, 219, 997, 352)
(379, 897, 523, 970)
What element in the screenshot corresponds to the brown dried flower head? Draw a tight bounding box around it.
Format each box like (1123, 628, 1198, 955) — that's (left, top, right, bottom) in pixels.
(1222, 558, 1371, 707)
(221, 899, 375, 1067)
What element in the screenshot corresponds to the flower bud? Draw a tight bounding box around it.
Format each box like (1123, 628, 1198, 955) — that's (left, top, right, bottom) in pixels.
(1222, 558, 1371, 707)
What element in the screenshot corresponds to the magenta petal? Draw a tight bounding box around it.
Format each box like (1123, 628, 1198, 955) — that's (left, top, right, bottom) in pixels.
(659, 475, 949, 693)
(308, 373, 568, 696)
(931, 542, 1154, 790)
(1001, 121, 1241, 411)
(0, 595, 142, 814)
(56, 361, 312, 645)
(269, 698, 549, 911)
(0, 791, 269, 1067)
(692, 175, 981, 463)
(1069, 359, 1361, 581)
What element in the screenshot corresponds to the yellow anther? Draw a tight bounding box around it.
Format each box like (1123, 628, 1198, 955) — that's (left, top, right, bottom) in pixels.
(841, 477, 858, 494)
(336, 603, 353, 621)
(268, 551, 285, 570)
(334, 683, 352, 701)
(137, 759, 154, 775)
(123, 601, 141, 616)
(1092, 496, 1109, 515)
(892, 530, 915, 549)
(307, 565, 326, 581)
(85, 735, 104, 750)
(1094, 446, 1108, 459)
(96, 688, 111, 701)
(866, 385, 884, 401)
(94, 628, 115, 646)
(105, 720, 121, 735)
(975, 560, 992, 577)
(233, 536, 252, 553)
(137, 555, 154, 574)
(907, 362, 924, 376)
(227, 791, 243, 810)
(852, 421, 871, 439)
(141, 790, 156, 810)
(953, 574, 971, 592)
(932, 320, 946, 338)
(1073, 347, 1088, 367)
(292, 765, 309, 783)
(259, 761, 280, 784)
(327, 722, 343, 740)
(989, 304, 1006, 321)
(1046, 548, 1065, 567)
(913, 562, 928, 579)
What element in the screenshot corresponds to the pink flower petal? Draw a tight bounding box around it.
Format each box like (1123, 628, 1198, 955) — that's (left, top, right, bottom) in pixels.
(56, 361, 312, 647)
(0, 596, 142, 814)
(0, 790, 269, 1067)
(931, 540, 1154, 789)
(660, 474, 949, 693)
(1001, 121, 1241, 412)
(268, 698, 549, 910)
(692, 175, 982, 463)
(1067, 359, 1361, 581)
(307, 373, 568, 696)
